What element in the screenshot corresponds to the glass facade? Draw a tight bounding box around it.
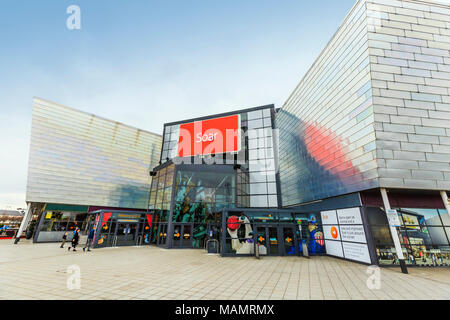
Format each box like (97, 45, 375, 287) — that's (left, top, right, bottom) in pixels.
(149, 164, 235, 249)
(222, 209, 326, 257)
(149, 105, 280, 249)
(148, 164, 174, 212)
(39, 211, 90, 233)
(158, 106, 278, 209)
(172, 169, 235, 222)
(34, 204, 92, 242)
(367, 207, 450, 266)
(93, 211, 152, 248)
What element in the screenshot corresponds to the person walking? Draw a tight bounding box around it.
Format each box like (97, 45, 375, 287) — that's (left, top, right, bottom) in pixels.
(60, 231, 68, 248)
(68, 228, 80, 252)
(83, 226, 96, 252)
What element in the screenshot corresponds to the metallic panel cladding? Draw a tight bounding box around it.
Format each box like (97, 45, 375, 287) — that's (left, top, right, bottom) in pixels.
(26, 98, 162, 209)
(277, 0, 450, 207)
(276, 0, 379, 207)
(367, 0, 450, 191)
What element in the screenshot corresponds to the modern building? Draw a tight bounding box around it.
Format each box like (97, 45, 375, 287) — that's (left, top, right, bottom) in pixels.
(18, 0, 450, 269)
(146, 105, 280, 251)
(18, 98, 162, 243)
(276, 0, 450, 267)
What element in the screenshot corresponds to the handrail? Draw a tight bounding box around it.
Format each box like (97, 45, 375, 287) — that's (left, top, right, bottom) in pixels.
(137, 235, 143, 246)
(112, 235, 118, 247)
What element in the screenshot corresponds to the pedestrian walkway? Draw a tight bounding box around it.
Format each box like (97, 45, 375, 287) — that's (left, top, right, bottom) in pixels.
(0, 241, 449, 300)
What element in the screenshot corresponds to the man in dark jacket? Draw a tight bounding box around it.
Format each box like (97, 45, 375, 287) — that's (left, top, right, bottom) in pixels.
(68, 228, 80, 252)
(83, 227, 96, 252)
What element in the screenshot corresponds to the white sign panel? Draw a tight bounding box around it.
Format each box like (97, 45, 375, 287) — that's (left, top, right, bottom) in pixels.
(323, 225, 341, 241)
(323, 207, 373, 264)
(337, 207, 363, 225)
(325, 240, 344, 258)
(339, 225, 367, 244)
(342, 242, 371, 264)
(386, 209, 401, 227)
(321, 210, 338, 225)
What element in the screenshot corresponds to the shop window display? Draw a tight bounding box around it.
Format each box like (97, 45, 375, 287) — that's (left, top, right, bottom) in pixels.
(172, 170, 235, 224)
(225, 213, 258, 255)
(223, 211, 325, 256)
(40, 211, 87, 233)
(367, 207, 450, 266)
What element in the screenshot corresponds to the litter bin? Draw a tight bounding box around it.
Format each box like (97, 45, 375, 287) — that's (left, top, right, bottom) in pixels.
(207, 239, 219, 254)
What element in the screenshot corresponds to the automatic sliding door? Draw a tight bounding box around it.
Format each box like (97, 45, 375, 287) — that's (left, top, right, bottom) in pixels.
(182, 224, 192, 248)
(172, 224, 182, 247)
(256, 226, 268, 256)
(282, 226, 297, 256)
(125, 224, 138, 246)
(172, 224, 193, 248)
(116, 223, 127, 246)
(268, 227, 280, 255)
(157, 224, 168, 246)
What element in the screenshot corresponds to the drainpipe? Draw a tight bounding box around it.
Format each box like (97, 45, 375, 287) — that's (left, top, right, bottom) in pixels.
(440, 191, 450, 220)
(380, 188, 408, 274)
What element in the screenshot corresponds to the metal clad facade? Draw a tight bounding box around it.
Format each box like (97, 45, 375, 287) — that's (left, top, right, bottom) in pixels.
(277, 0, 378, 207)
(26, 98, 162, 209)
(367, 0, 450, 191)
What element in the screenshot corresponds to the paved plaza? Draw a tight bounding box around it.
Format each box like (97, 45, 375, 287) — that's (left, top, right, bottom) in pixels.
(0, 240, 449, 300)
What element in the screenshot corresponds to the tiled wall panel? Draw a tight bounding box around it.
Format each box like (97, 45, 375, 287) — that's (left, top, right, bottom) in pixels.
(26, 98, 162, 209)
(367, 0, 450, 190)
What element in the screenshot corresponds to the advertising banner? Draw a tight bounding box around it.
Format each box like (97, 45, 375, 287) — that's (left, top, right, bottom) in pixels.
(324, 240, 344, 258)
(321, 207, 372, 264)
(337, 207, 363, 225)
(177, 114, 241, 157)
(321, 210, 338, 225)
(323, 225, 341, 241)
(339, 225, 367, 243)
(342, 242, 371, 264)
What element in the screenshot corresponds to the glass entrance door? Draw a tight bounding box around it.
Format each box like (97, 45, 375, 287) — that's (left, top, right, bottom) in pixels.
(255, 225, 280, 256)
(115, 223, 138, 246)
(282, 225, 298, 256)
(172, 224, 182, 247)
(255, 225, 298, 256)
(125, 224, 138, 246)
(182, 224, 192, 248)
(157, 224, 168, 246)
(268, 227, 279, 255)
(256, 226, 268, 256)
(171, 223, 193, 248)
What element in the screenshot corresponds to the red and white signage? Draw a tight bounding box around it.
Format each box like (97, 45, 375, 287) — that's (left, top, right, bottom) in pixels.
(177, 114, 241, 157)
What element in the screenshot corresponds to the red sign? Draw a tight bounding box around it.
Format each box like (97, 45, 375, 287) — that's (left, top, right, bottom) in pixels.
(177, 114, 241, 157)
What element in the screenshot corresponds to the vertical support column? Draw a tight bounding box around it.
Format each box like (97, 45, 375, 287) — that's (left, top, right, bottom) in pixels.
(380, 188, 408, 274)
(440, 191, 450, 219)
(14, 203, 31, 244)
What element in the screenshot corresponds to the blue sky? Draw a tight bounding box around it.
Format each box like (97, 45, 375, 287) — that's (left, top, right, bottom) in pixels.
(0, 0, 356, 208)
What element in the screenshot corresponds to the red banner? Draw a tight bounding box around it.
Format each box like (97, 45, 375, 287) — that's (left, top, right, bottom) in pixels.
(177, 114, 241, 157)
